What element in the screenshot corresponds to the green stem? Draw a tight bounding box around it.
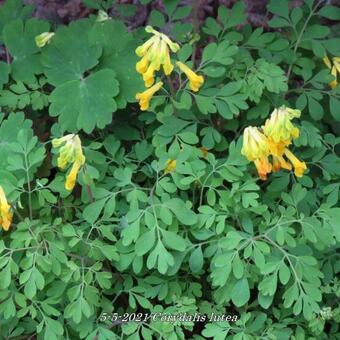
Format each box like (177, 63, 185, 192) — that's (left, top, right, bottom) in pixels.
(24, 151, 33, 220)
(286, 0, 324, 82)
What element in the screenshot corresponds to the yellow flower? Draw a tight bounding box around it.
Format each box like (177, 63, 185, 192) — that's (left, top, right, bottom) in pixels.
(0, 186, 12, 231)
(65, 161, 83, 191)
(135, 26, 179, 87)
(243, 107, 307, 180)
(176, 61, 204, 92)
(241, 127, 272, 180)
(241, 127, 270, 161)
(272, 155, 292, 172)
(135, 81, 163, 111)
(136, 54, 149, 74)
(142, 63, 158, 88)
(323, 56, 339, 89)
(284, 149, 307, 177)
(254, 157, 272, 181)
(159, 39, 173, 75)
(96, 10, 109, 22)
(52, 134, 85, 191)
(263, 106, 301, 145)
(136, 35, 159, 58)
(35, 32, 55, 48)
(164, 159, 177, 173)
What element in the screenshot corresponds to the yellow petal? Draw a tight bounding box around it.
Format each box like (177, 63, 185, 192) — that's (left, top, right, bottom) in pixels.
(65, 161, 82, 191)
(35, 32, 55, 48)
(142, 63, 157, 87)
(241, 127, 270, 161)
(323, 56, 332, 69)
(136, 54, 149, 74)
(254, 157, 272, 180)
(161, 33, 180, 53)
(333, 59, 340, 74)
(96, 10, 109, 22)
(176, 61, 204, 92)
(53, 134, 85, 171)
(0, 186, 12, 231)
(159, 41, 173, 75)
(164, 159, 176, 173)
(136, 81, 163, 111)
(330, 66, 338, 88)
(284, 149, 307, 177)
(263, 106, 301, 144)
(135, 35, 158, 57)
(272, 155, 292, 172)
(52, 134, 74, 148)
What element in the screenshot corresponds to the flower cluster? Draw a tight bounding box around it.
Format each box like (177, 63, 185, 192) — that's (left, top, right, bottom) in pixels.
(135, 26, 204, 111)
(323, 56, 340, 89)
(241, 106, 307, 180)
(0, 186, 12, 231)
(136, 26, 180, 88)
(52, 134, 86, 191)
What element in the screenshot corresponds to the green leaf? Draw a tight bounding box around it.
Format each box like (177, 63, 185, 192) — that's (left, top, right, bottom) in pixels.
(135, 229, 156, 256)
(49, 69, 119, 133)
(329, 96, 340, 121)
(189, 246, 203, 273)
(267, 0, 289, 19)
(166, 198, 197, 225)
(89, 20, 144, 106)
(4, 19, 49, 83)
(161, 230, 186, 251)
(318, 5, 340, 20)
(42, 20, 101, 86)
(83, 197, 108, 223)
(307, 95, 324, 120)
(0, 0, 34, 43)
(0, 262, 11, 289)
(231, 277, 250, 307)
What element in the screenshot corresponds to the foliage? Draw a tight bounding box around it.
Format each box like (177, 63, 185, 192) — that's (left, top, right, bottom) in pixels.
(0, 0, 339, 339)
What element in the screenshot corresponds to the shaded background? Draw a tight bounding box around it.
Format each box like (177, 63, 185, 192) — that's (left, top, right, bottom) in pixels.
(0, 0, 338, 28)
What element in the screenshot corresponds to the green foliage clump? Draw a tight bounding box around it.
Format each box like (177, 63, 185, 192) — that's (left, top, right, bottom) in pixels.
(0, 0, 339, 339)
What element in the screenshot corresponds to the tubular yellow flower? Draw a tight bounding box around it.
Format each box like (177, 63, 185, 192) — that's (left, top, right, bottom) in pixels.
(135, 26, 179, 87)
(254, 157, 272, 181)
(0, 186, 12, 231)
(136, 35, 158, 57)
(333, 57, 340, 73)
(284, 149, 307, 177)
(241, 127, 270, 161)
(159, 40, 173, 75)
(323, 55, 339, 89)
(243, 106, 307, 180)
(142, 63, 158, 88)
(96, 10, 109, 22)
(35, 32, 55, 48)
(176, 61, 204, 92)
(241, 127, 272, 180)
(263, 106, 301, 144)
(136, 54, 149, 74)
(329, 66, 338, 89)
(52, 134, 85, 191)
(272, 155, 292, 172)
(65, 161, 82, 191)
(135, 81, 163, 111)
(323, 56, 332, 69)
(164, 159, 177, 174)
